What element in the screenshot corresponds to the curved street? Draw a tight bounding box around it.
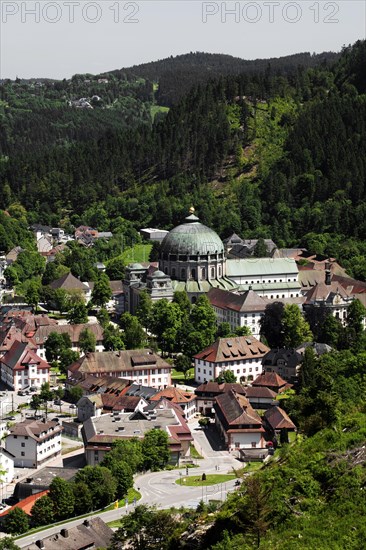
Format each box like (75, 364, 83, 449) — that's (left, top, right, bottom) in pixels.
(15, 422, 242, 548)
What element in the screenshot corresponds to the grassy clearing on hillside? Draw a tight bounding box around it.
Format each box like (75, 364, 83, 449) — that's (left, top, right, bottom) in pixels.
(121, 243, 152, 264)
(150, 105, 169, 120)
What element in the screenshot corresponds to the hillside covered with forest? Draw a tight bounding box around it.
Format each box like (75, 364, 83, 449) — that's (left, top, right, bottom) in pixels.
(0, 41, 366, 280)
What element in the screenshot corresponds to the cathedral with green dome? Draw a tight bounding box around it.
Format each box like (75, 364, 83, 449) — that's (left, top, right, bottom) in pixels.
(123, 208, 300, 314)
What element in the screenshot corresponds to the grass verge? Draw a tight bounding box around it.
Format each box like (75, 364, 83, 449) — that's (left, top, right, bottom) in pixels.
(190, 444, 204, 460)
(104, 487, 141, 512)
(175, 474, 236, 487)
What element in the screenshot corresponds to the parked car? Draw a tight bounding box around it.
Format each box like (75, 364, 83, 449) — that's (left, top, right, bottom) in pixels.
(30, 386, 37, 392)
(17, 390, 25, 396)
(54, 399, 62, 406)
(69, 404, 76, 409)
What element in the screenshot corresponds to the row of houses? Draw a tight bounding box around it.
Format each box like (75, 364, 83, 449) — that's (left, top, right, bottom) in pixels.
(1, 373, 295, 472)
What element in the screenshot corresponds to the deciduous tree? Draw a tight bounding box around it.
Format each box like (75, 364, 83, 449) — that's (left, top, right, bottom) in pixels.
(48, 477, 75, 520)
(31, 495, 54, 527)
(4, 508, 29, 535)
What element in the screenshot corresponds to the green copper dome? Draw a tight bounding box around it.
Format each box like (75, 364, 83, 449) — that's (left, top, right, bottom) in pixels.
(160, 212, 224, 256)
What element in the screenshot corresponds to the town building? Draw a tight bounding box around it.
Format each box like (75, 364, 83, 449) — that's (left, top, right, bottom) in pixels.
(68, 349, 172, 388)
(195, 381, 247, 416)
(263, 404, 297, 441)
(226, 258, 301, 298)
(33, 322, 104, 360)
(82, 405, 192, 466)
(194, 336, 270, 384)
(262, 348, 304, 383)
(123, 265, 174, 314)
(303, 271, 353, 325)
(140, 227, 169, 242)
(0, 341, 50, 390)
(251, 371, 290, 393)
(0, 447, 14, 483)
(207, 287, 267, 337)
(49, 272, 91, 301)
(24, 517, 113, 550)
(214, 390, 266, 453)
(150, 387, 196, 419)
(5, 419, 62, 468)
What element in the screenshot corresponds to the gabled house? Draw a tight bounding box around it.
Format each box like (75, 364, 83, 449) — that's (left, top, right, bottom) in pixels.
(243, 386, 277, 409)
(262, 348, 303, 383)
(150, 387, 196, 419)
(49, 272, 91, 300)
(0, 340, 50, 390)
(263, 404, 296, 442)
(207, 287, 267, 338)
(194, 336, 270, 384)
(195, 381, 247, 416)
(77, 393, 148, 422)
(68, 349, 172, 389)
(251, 371, 290, 394)
(34, 322, 104, 359)
(5, 419, 62, 468)
(214, 390, 265, 453)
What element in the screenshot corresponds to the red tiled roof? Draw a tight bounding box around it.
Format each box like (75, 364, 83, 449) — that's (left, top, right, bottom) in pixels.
(0, 490, 49, 517)
(195, 382, 246, 395)
(264, 406, 296, 430)
(194, 336, 269, 363)
(245, 386, 277, 399)
(207, 288, 267, 312)
(252, 371, 288, 391)
(215, 391, 262, 428)
(151, 387, 195, 404)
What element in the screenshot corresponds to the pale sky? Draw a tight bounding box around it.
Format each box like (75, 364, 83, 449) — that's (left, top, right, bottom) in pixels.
(1, 1, 365, 79)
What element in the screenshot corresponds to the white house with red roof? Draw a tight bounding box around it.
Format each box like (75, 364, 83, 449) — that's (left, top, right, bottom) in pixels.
(150, 386, 196, 419)
(214, 390, 266, 452)
(5, 419, 62, 468)
(0, 340, 50, 391)
(194, 336, 270, 384)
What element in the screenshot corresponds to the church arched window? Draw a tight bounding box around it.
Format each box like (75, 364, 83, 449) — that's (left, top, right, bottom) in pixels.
(211, 267, 215, 278)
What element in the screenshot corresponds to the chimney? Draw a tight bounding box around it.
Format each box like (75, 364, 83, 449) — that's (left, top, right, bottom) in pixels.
(60, 529, 69, 538)
(83, 519, 90, 527)
(36, 541, 45, 549)
(325, 269, 331, 286)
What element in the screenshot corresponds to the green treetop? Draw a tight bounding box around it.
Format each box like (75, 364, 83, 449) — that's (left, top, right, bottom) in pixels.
(282, 304, 313, 348)
(91, 272, 112, 307)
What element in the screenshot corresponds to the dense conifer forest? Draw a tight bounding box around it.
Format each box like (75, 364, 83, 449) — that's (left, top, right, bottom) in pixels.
(0, 41, 365, 279)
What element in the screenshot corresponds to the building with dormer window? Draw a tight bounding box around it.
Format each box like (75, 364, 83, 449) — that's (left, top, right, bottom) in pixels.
(5, 419, 62, 468)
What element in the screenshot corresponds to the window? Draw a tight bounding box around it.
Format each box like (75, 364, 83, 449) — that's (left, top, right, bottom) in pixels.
(181, 268, 186, 279)
(21, 452, 25, 456)
(191, 268, 196, 279)
(21, 443, 25, 448)
(171, 268, 176, 278)
(251, 442, 257, 448)
(235, 441, 240, 448)
(202, 267, 206, 279)
(211, 267, 215, 278)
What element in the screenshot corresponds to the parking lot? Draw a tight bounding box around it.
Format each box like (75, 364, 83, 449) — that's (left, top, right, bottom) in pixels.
(0, 388, 77, 422)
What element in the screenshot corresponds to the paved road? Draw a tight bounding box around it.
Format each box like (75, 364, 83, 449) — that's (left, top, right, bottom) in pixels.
(16, 464, 240, 548)
(16, 420, 242, 548)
